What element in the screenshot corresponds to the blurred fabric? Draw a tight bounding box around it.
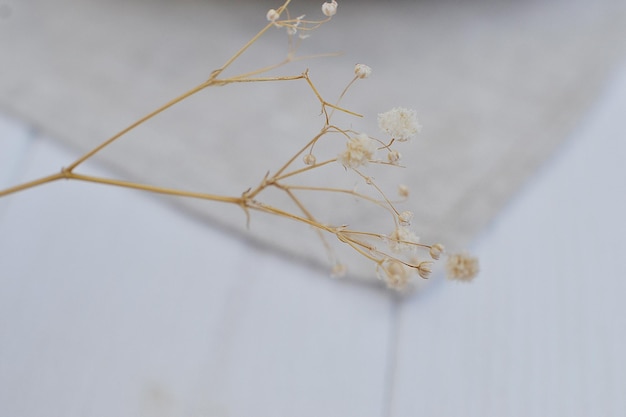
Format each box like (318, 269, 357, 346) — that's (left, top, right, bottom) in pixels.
(1, 0, 625, 280)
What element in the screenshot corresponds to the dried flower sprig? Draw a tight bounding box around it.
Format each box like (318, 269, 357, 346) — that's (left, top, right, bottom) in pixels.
(0, 0, 478, 290)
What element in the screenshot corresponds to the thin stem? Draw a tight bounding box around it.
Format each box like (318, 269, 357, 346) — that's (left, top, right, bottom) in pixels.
(0, 172, 66, 198)
(207, 10, 287, 81)
(273, 158, 336, 182)
(283, 187, 335, 263)
(213, 74, 305, 85)
(328, 76, 358, 120)
(67, 1, 293, 173)
(68, 173, 242, 205)
(249, 201, 334, 234)
(303, 71, 363, 122)
(353, 168, 400, 216)
(284, 184, 393, 211)
(66, 80, 212, 172)
(230, 51, 340, 82)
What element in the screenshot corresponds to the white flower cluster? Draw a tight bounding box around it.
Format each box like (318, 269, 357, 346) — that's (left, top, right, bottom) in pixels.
(338, 133, 376, 169)
(378, 260, 409, 290)
(388, 226, 419, 254)
(378, 107, 422, 142)
(446, 252, 479, 282)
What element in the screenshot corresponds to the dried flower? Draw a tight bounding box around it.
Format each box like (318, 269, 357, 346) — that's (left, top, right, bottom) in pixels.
(378, 259, 410, 290)
(338, 133, 376, 169)
(0, 0, 480, 294)
(266, 9, 280, 22)
(429, 243, 444, 260)
(446, 252, 479, 282)
(303, 153, 317, 166)
(387, 149, 401, 164)
(398, 210, 413, 226)
(354, 63, 372, 79)
(321, 0, 338, 17)
(378, 107, 422, 141)
(417, 261, 433, 279)
(388, 226, 419, 253)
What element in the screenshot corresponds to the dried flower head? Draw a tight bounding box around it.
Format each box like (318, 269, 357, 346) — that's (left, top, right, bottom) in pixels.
(378, 259, 410, 290)
(0, 0, 480, 295)
(378, 107, 422, 141)
(303, 153, 317, 166)
(429, 243, 445, 260)
(338, 133, 376, 169)
(446, 252, 479, 282)
(321, 0, 338, 17)
(354, 63, 372, 79)
(387, 150, 401, 164)
(388, 226, 419, 253)
(417, 261, 433, 279)
(266, 9, 280, 22)
(398, 210, 413, 226)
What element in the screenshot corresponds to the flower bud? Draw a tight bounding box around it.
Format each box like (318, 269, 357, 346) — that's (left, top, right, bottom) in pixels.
(321, 0, 338, 17)
(399, 210, 413, 226)
(387, 150, 401, 164)
(354, 63, 372, 79)
(417, 262, 433, 279)
(429, 243, 444, 260)
(266, 9, 279, 22)
(303, 153, 317, 166)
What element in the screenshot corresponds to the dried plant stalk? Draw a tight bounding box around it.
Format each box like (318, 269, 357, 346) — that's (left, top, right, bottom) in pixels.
(0, 0, 478, 290)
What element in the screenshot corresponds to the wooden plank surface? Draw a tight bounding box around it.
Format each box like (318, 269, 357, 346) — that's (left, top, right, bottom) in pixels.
(2, 64, 626, 416)
(390, 64, 626, 417)
(0, 124, 394, 417)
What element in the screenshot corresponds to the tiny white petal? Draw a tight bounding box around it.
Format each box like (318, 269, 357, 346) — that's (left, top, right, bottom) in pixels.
(378, 107, 422, 141)
(338, 133, 377, 169)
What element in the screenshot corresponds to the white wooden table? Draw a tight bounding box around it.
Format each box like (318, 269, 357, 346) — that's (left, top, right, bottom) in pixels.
(1, 65, 625, 417)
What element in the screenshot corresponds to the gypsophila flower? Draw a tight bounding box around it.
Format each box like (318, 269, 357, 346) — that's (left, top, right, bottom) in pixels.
(388, 226, 419, 253)
(338, 133, 376, 169)
(303, 153, 316, 166)
(446, 252, 479, 282)
(398, 184, 410, 198)
(398, 210, 413, 226)
(321, 0, 338, 17)
(387, 150, 401, 164)
(354, 63, 372, 79)
(417, 261, 433, 279)
(378, 107, 421, 141)
(266, 9, 280, 22)
(429, 243, 445, 260)
(378, 259, 410, 290)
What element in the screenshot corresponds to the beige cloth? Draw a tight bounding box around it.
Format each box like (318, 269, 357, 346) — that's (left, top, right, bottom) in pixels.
(1, 0, 625, 280)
